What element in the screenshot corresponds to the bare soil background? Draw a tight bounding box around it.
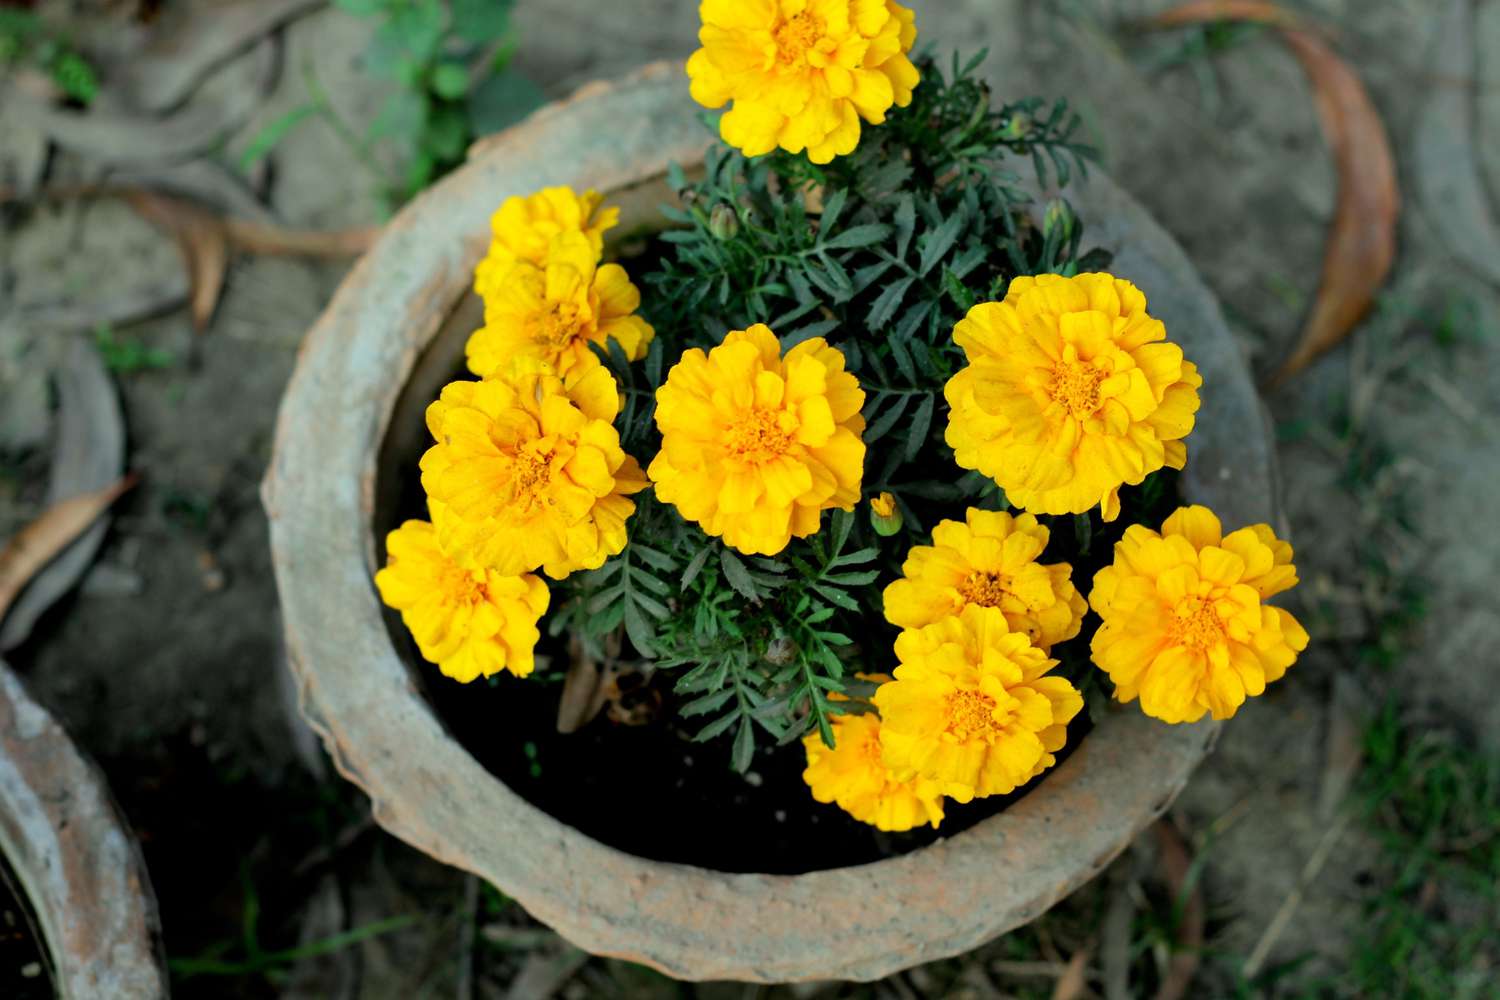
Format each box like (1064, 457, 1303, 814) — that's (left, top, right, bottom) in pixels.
(1, 0, 1497, 996)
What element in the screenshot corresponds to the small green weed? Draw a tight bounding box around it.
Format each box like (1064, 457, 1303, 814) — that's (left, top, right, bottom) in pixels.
(94, 325, 175, 374)
(244, 0, 543, 210)
(0, 10, 98, 104)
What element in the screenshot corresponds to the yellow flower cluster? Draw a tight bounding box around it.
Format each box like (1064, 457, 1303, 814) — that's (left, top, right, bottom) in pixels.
(688, 0, 920, 163)
(378, 188, 649, 683)
(807, 509, 1086, 827)
(468, 188, 655, 380)
(876, 607, 1083, 803)
(802, 685, 944, 832)
(1089, 506, 1308, 724)
(883, 508, 1085, 652)
(649, 324, 866, 556)
(945, 273, 1202, 521)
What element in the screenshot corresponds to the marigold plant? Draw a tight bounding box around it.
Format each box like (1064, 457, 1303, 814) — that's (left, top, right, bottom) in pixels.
(687, 0, 920, 163)
(802, 709, 944, 832)
(875, 606, 1083, 803)
(649, 323, 866, 556)
(473, 186, 619, 301)
(945, 273, 1203, 521)
(420, 359, 647, 578)
(1089, 506, 1308, 724)
(883, 508, 1085, 651)
(375, 510, 550, 682)
(467, 231, 654, 379)
(372, 30, 1307, 843)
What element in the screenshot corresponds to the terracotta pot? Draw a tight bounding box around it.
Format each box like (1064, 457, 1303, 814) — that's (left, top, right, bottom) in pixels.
(263, 62, 1278, 982)
(0, 664, 168, 998)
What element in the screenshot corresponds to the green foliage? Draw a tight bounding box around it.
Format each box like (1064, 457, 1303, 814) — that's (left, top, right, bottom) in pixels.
(94, 325, 174, 373)
(543, 55, 1134, 771)
(1341, 706, 1500, 999)
(0, 10, 98, 104)
(244, 0, 542, 208)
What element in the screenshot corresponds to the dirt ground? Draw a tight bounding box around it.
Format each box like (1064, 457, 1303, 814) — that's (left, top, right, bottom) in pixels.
(1, 0, 1498, 997)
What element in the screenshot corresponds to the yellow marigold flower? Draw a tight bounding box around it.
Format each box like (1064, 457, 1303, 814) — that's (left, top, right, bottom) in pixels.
(944, 273, 1204, 521)
(803, 711, 945, 832)
(883, 508, 1086, 651)
(1089, 505, 1308, 724)
(649, 324, 866, 556)
(420, 360, 648, 579)
(687, 0, 920, 164)
(474, 187, 619, 301)
(374, 511, 550, 682)
(875, 605, 1083, 803)
(467, 232, 655, 380)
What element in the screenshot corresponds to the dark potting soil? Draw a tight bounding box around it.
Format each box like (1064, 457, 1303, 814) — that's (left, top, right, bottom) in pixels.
(415, 651, 1090, 873)
(0, 854, 53, 1000)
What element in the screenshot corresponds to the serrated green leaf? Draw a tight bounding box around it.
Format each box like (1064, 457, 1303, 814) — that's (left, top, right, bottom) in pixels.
(893, 194, 917, 257)
(919, 213, 966, 276)
(904, 393, 936, 461)
(682, 689, 736, 718)
(820, 223, 891, 251)
(694, 711, 739, 743)
(719, 549, 759, 602)
(817, 187, 848, 231)
(867, 275, 914, 332)
(732, 718, 756, 772)
(864, 394, 911, 445)
(680, 547, 712, 589)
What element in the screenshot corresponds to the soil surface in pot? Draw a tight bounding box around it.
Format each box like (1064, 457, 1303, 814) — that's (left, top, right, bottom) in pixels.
(418, 652, 1091, 873)
(0, 856, 53, 1000)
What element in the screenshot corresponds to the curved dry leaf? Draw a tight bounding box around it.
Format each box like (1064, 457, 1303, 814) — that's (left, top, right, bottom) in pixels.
(1415, 0, 1500, 287)
(126, 190, 231, 334)
(1151, 0, 1304, 29)
(0, 475, 138, 626)
(0, 336, 127, 651)
(1152, 820, 1204, 1000)
(1152, 2, 1400, 386)
(225, 218, 379, 258)
(112, 0, 324, 113)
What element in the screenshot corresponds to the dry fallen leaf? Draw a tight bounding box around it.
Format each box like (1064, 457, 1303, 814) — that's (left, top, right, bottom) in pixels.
(1050, 947, 1092, 1000)
(1152, 2, 1400, 386)
(125, 190, 230, 335)
(1152, 820, 1205, 1000)
(0, 335, 127, 652)
(0, 475, 138, 625)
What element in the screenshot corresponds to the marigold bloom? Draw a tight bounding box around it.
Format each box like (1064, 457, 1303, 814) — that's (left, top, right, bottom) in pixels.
(875, 605, 1083, 803)
(802, 711, 944, 832)
(687, 0, 920, 164)
(649, 324, 866, 555)
(420, 360, 648, 579)
(467, 233, 654, 380)
(375, 512, 550, 682)
(474, 187, 619, 302)
(945, 273, 1203, 521)
(1089, 505, 1308, 724)
(883, 508, 1086, 651)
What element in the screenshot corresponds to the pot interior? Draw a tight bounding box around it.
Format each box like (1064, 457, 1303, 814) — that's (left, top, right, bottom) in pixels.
(0, 851, 54, 1000)
(371, 171, 1097, 874)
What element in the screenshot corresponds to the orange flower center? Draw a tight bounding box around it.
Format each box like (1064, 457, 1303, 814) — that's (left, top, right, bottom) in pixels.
(726, 407, 794, 463)
(508, 448, 553, 512)
(958, 571, 1011, 609)
(1049, 361, 1107, 420)
(774, 11, 824, 64)
(944, 689, 999, 742)
(1169, 597, 1226, 650)
(439, 563, 485, 606)
(535, 302, 585, 347)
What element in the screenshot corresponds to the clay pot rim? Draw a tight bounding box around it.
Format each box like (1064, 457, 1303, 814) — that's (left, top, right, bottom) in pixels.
(0, 664, 168, 999)
(264, 61, 1276, 983)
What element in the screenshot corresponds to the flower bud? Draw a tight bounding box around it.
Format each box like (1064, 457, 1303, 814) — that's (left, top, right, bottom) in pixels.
(709, 203, 740, 241)
(763, 636, 799, 666)
(869, 492, 903, 536)
(1043, 199, 1075, 242)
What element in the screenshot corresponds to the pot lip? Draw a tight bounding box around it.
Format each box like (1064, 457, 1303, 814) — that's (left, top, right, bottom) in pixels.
(263, 60, 1277, 983)
(0, 663, 168, 999)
